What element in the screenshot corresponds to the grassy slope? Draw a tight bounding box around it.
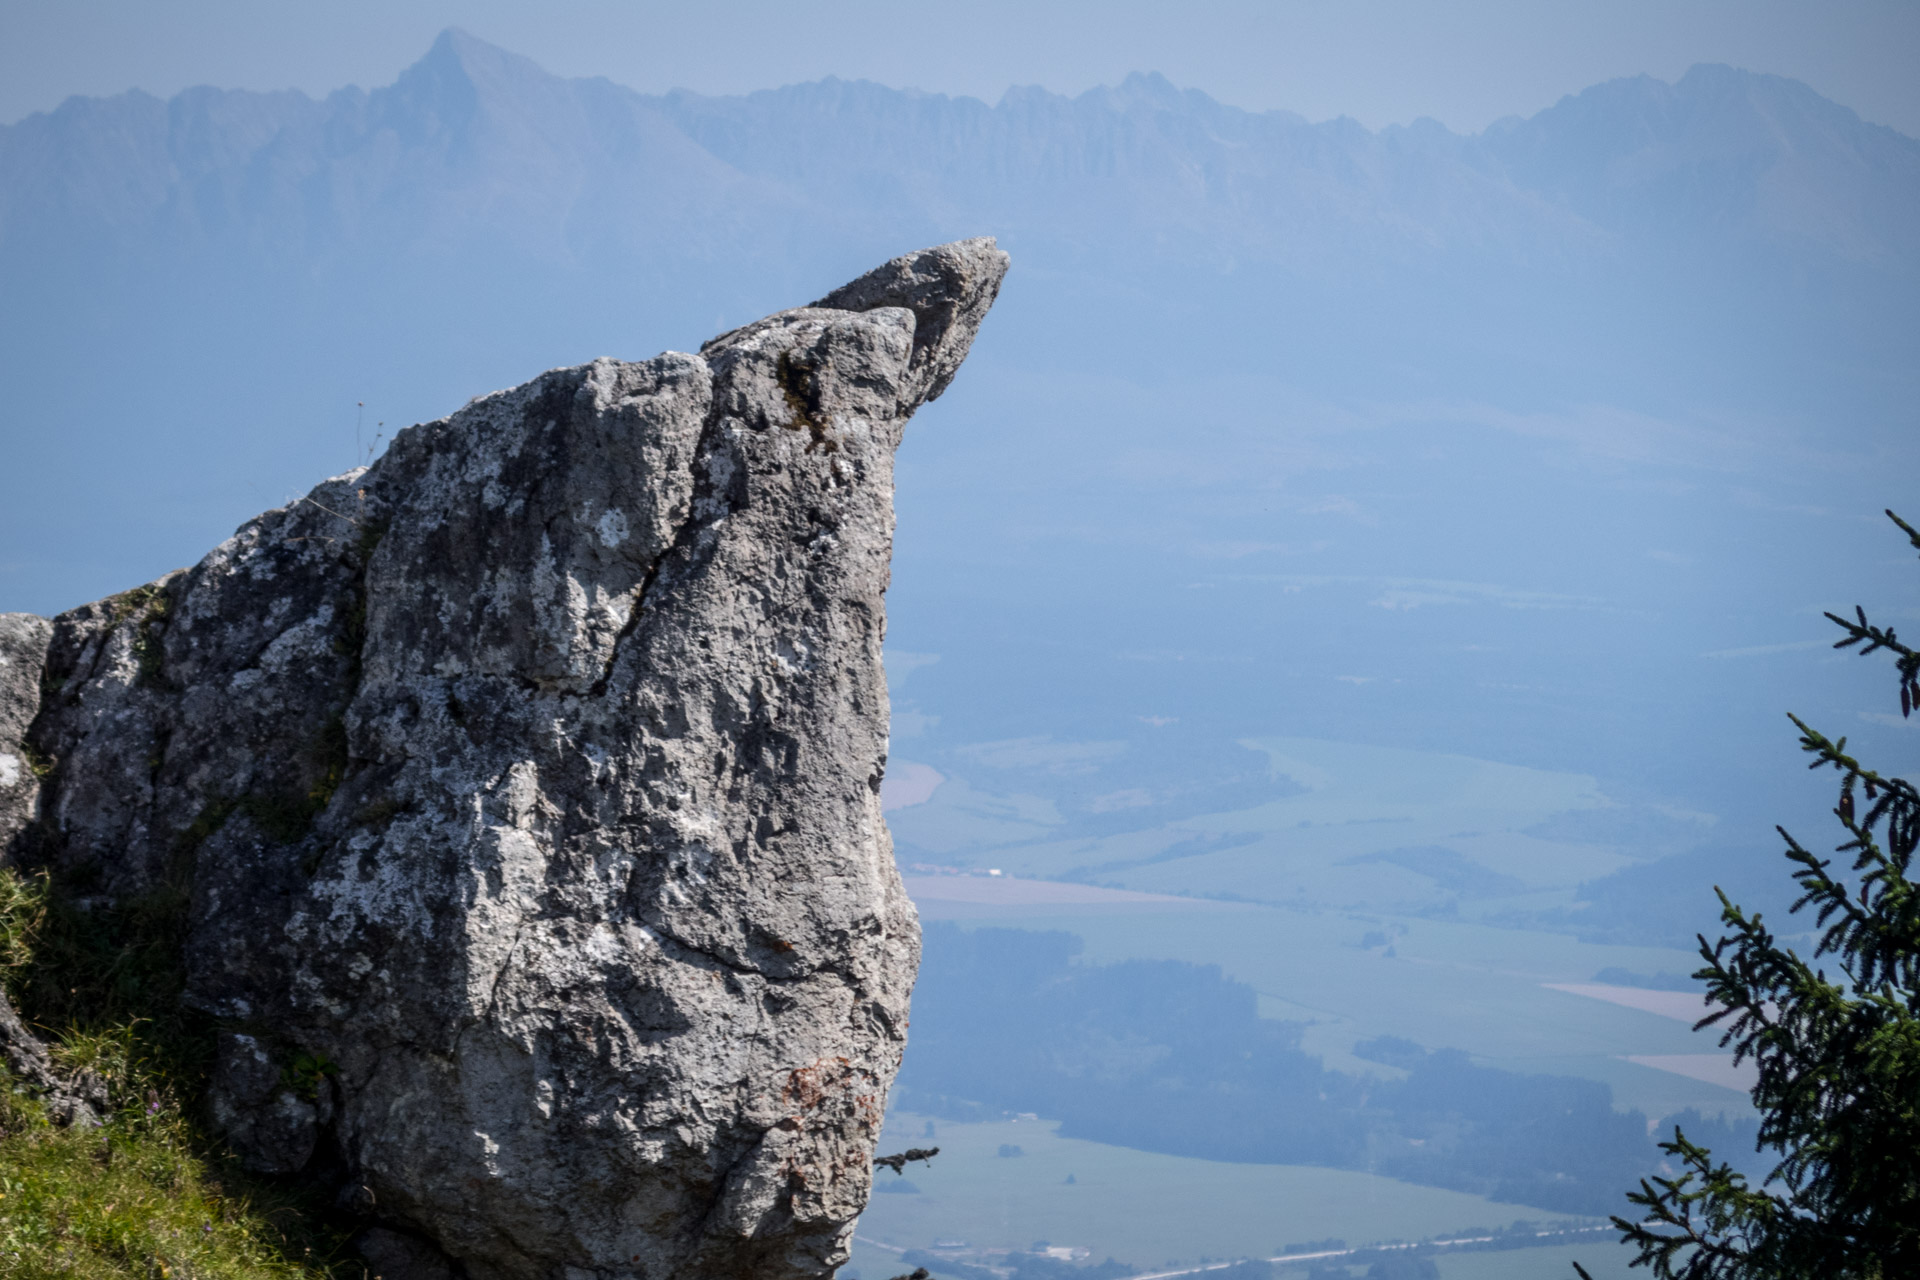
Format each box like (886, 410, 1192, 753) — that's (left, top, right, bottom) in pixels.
(0, 1086, 342, 1279)
(0, 869, 351, 1278)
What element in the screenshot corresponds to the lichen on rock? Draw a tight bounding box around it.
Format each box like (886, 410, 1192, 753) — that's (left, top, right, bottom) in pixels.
(0, 238, 1008, 1279)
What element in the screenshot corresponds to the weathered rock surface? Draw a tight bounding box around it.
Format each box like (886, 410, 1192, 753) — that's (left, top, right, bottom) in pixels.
(1, 238, 1007, 1279)
(0, 613, 51, 851)
(0, 614, 106, 1126)
(0, 986, 108, 1128)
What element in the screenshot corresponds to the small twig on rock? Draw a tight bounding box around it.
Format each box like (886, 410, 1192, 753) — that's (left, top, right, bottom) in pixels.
(295, 495, 363, 527)
(872, 1146, 939, 1175)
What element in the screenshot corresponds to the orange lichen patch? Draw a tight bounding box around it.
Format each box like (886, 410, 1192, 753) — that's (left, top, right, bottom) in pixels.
(773, 1057, 890, 1220)
(784, 1057, 844, 1104)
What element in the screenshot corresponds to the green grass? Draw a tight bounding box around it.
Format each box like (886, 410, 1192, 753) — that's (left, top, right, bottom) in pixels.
(855, 1111, 1587, 1272)
(0, 869, 352, 1278)
(0, 1083, 341, 1279)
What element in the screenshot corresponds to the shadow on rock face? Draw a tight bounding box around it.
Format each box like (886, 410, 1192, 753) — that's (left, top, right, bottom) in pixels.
(356, 1226, 460, 1280)
(207, 1032, 324, 1175)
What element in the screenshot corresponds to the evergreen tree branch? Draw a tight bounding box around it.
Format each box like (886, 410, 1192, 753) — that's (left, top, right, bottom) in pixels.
(1587, 508, 1920, 1279)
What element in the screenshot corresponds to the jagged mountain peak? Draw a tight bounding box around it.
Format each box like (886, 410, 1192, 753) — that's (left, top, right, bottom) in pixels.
(397, 26, 559, 99)
(374, 25, 589, 141)
(1102, 70, 1191, 108)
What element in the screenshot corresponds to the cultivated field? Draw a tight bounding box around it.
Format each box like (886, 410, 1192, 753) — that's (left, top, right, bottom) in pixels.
(913, 895, 1751, 1121)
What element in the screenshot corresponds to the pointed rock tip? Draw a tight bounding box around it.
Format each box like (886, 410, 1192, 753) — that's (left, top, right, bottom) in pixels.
(809, 238, 1010, 403)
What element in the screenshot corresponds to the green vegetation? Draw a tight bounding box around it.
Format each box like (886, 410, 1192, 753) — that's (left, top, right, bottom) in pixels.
(0, 1077, 332, 1278)
(0, 865, 199, 1065)
(1578, 512, 1920, 1280)
(0, 869, 349, 1278)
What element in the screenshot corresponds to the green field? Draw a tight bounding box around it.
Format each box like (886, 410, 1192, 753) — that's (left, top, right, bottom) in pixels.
(896, 735, 1756, 1122)
(852, 1112, 1599, 1276)
(914, 895, 1751, 1122)
(887, 735, 1676, 920)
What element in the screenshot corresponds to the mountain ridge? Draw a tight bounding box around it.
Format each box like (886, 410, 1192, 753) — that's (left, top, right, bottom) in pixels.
(5, 28, 1914, 277)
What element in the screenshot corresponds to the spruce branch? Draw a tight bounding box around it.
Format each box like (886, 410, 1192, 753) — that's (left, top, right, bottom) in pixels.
(1583, 509, 1920, 1278)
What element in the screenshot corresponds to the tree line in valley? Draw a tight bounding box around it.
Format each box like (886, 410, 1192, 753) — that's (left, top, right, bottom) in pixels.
(894, 923, 1761, 1215)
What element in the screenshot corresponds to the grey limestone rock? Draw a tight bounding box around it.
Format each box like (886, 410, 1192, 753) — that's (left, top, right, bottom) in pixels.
(0, 612, 52, 851)
(207, 1031, 325, 1175)
(0, 985, 108, 1128)
(0, 611, 108, 1127)
(1, 238, 1008, 1278)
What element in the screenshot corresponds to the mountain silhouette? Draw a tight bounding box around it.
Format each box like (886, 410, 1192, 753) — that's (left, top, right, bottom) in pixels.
(7, 30, 1914, 278)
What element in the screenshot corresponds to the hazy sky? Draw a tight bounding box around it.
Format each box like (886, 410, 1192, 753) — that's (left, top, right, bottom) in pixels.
(4, 0, 1918, 134)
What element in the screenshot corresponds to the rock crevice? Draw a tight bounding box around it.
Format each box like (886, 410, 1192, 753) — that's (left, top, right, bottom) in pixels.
(0, 238, 1008, 1280)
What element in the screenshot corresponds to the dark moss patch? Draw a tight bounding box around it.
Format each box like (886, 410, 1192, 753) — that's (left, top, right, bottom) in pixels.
(103, 584, 167, 628)
(18, 740, 55, 780)
(776, 351, 837, 453)
(350, 516, 389, 571)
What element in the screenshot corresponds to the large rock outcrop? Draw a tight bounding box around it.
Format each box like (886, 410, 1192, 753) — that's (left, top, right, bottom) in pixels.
(0, 239, 1008, 1279)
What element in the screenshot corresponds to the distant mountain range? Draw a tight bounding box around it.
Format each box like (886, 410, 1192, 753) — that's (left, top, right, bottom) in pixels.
(3, 31, 1916, 921)
(9, 30, 1916, 280)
